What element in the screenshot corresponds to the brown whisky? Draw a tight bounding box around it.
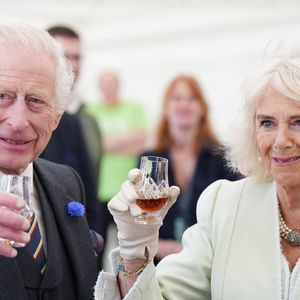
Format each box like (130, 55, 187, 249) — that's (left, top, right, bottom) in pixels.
(136, 197, 168, 212)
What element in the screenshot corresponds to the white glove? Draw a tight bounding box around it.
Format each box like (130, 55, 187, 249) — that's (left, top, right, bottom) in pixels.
(108, 168, 180, 260)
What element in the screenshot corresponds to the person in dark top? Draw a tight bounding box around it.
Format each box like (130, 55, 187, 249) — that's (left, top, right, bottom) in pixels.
(41, 25, 102, 233)
(46, 25, 102, 176)
(40, 112, 100, 233)
(138, 75, 239, 261)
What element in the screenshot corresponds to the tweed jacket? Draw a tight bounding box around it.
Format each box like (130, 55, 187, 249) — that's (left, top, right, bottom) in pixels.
(95, 177, 286, 300)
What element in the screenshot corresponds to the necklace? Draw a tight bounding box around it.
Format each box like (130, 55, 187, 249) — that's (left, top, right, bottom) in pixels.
(279, 211, 300, 246)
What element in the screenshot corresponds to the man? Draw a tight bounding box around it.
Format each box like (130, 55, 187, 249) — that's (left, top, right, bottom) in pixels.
(0, 24, 98, 299)
(46, 25, 101, 177)
(86, 71, 147, 266)
(40, 25, 102, 233)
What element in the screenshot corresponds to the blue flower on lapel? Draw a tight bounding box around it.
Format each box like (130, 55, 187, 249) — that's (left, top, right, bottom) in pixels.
(67, 201, 85, 217)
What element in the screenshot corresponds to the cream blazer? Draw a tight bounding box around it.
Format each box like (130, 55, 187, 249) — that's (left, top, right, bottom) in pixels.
(95, 177, 286, 300)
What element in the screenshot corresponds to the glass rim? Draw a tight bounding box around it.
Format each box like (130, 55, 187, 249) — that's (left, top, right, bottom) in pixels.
(140, 155, 168, 163)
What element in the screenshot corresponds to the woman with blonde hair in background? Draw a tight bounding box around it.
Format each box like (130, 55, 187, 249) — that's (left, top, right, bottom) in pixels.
(138, 75, 239, 262)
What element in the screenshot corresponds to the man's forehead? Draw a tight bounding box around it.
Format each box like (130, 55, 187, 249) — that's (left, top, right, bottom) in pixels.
(0, 48, 56, 96)
(0, 47, 56, 73)
(0, 72, 51, 88)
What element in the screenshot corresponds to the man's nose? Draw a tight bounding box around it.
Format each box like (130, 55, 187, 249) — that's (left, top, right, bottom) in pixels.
(7, 100, 30, 132)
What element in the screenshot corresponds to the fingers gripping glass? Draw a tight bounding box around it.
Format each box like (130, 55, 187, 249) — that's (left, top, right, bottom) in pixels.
(0, 175, 33, 247)
(134, 156, 169, 225)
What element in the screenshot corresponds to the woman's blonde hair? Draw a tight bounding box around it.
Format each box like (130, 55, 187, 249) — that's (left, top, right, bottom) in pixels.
(225, 46, 300, 181)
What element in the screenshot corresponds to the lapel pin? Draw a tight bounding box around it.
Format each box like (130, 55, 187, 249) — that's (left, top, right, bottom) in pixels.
(67, 201, 85, 217)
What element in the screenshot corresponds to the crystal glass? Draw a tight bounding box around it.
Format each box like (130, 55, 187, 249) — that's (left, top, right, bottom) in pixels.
(0, 174, 33, 247)
(134, 156, 169, 225)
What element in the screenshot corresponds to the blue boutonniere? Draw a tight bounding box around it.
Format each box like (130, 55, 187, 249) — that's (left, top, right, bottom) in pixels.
(67, 201, 85, 217)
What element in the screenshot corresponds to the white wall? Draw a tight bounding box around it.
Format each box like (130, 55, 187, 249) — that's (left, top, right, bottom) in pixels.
(1, 0, 300, 141)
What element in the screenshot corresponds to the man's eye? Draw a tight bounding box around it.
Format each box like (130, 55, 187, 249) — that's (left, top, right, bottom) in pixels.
(29, 97, 42, 104)
(25, 96, 46, 111)
(0, 93, 13, 101)
(291, 119, 300, 128)
(26, 96, 45, 107)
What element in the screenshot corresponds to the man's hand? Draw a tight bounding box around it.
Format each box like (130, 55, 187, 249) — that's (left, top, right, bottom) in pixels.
(0, 192, 31, 257)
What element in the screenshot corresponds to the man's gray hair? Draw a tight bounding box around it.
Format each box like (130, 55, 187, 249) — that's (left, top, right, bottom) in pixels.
(225, 36, 300, 181)
(0, 23, 74, 113)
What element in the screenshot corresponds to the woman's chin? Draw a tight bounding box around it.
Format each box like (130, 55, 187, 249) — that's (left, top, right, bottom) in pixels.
(273, 173, 300, 188)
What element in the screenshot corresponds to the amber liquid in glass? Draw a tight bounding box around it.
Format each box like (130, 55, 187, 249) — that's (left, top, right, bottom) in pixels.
(136, 197, 168, 212)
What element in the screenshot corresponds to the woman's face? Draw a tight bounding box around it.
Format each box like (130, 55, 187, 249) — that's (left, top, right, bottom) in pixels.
(166, 81, 203, 130)
(256, 87, 300, 187)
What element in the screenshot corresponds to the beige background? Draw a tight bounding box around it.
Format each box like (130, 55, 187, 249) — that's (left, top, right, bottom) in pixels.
(1, 0, 300, 141)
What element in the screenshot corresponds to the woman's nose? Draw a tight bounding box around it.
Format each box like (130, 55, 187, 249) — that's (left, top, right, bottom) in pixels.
(273, 126, 293, 151)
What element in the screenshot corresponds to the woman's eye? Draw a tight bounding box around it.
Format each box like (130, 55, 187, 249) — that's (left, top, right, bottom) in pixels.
(259, 120, 274, 128)
(170, 96, 181, 102)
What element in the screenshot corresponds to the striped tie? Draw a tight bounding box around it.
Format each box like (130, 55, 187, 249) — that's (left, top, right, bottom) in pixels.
(27, 212, 47, 275)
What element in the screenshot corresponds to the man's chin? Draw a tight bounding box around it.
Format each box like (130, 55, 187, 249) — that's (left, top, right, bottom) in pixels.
(0, 161, 31, 175)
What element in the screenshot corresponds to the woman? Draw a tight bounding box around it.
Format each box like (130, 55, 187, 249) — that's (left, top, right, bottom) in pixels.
(95, 48, 300, 299)
(139, 75, 238, 260)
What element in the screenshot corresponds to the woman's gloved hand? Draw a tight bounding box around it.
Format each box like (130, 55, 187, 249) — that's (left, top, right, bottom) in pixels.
(108, 168, 180, 260)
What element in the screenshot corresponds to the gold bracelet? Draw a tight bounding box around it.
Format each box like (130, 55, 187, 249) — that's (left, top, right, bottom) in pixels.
(117, 248, 149, 277)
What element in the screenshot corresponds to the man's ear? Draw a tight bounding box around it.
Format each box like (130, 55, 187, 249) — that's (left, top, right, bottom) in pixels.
(53, 113, 63, 130)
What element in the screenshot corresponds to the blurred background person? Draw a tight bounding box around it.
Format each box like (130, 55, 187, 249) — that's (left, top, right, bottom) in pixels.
(140, 75, 239, 262)
(86, 71, 147, 267)
(40, 25, 101, 233)
(47, 25, 102, 184)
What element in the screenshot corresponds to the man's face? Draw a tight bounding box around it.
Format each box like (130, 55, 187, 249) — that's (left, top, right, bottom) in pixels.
(55, 36, 81, 80)
(0, 47, 61, 174)
(99, 73, 119, 105)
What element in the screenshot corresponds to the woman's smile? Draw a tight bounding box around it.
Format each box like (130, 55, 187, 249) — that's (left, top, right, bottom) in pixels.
(272, 155, 300, 165)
